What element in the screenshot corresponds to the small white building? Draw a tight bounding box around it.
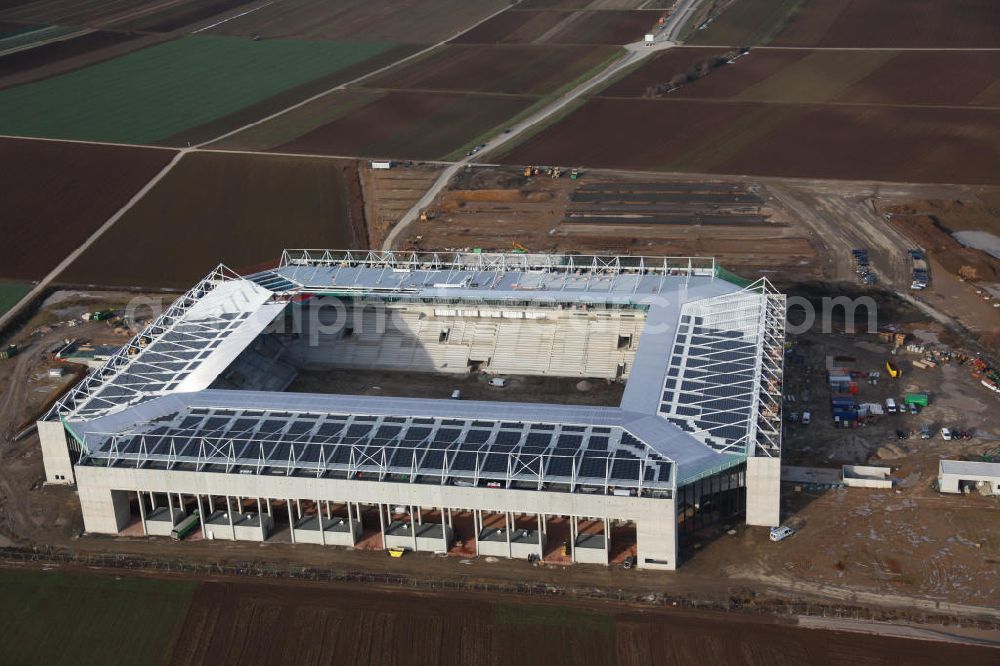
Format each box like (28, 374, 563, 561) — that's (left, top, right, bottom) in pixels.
(938, 460, 1000, 495)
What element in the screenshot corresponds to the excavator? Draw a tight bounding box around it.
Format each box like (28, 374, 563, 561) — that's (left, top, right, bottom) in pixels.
(512, 241, 529, 254)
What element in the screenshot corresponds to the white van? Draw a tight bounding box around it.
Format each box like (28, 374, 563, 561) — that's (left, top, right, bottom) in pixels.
(885, 398, 897, 414)
(801, 411, 811, 425)
(488, 377, 508, 388)
(769, 526, 795, 542)
(941, 427, 953, 441)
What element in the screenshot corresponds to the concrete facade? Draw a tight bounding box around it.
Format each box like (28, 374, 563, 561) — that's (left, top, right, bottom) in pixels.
(745, 456, 781, 527)
(73, 465, 678, 569)
(938, 460, 1000, 495)
(39, 420, 75, 485)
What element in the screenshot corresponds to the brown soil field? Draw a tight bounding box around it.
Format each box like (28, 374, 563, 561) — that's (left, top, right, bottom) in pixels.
(0, 137, 175, 281)
(713, 104, 1000, 186)
(772, 0, 1000, 48)
(116, 0, 255, 33)
(519, 0, 667, 8)
(206, 0, 509, 44)
(360, 164, 444, 247)
(833, 51, 1000, 107)
(610, 49, 1000, 107)
(500, 97, 758, 170)
(453, 9, 659, 45)
(159, 44, 419, 147)
(167, 580, 1000, 666)
(598, 46, 730, 96)
(59, 151, 366, 289)
(502, 99, 1000, 185)
(0, 30, 161, 90)
(276, 90, 537, 161)
(0, 0, 241, 30)
(366, 43, 620, 96)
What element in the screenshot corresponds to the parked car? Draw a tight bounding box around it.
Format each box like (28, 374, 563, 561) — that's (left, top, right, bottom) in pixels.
(769, 526, 795, 542)
(941, 427, 953, 441)
(801, 411, 811, 425)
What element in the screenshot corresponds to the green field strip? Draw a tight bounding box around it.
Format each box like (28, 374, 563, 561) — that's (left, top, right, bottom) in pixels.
(734, 50, 897, 103)
(0, 281, 31, 318)
(0, 569, 196, 666)
(687, 0, 805, 47)
(0, 35, 396, 144)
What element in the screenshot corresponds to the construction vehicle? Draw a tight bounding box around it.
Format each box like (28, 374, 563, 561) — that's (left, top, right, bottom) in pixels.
(523, 166, 533, 177)
(419, 210, 429, 223)
(170, 511, 200, 541)
(570, 168, 580, 180)
(512, 241, 529, 253)
(388, 547, 407, 558)
(86, 309, 116, 322)
(885, 360, 901, 378)
(0, 344, 17, 360)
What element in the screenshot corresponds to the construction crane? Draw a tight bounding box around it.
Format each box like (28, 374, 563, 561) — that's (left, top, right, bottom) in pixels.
(512, 241, 529, 254)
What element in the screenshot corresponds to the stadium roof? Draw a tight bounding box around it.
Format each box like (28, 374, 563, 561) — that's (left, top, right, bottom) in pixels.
(54, 251, 784, 491)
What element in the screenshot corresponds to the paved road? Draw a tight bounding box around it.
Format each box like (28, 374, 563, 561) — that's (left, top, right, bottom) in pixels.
(381, 0, 703, 250)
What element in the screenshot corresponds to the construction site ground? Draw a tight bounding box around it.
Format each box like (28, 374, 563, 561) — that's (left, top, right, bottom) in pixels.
(404, 165, 1000, 353)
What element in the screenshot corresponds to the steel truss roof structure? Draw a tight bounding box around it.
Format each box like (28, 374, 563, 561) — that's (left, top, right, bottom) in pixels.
(53, 250, 784, 495)
(86, 407, 675, 491)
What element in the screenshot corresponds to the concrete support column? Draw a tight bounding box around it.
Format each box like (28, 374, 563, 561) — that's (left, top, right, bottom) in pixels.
(506, 512, 512, 559)
(473, 510, 480, 556)
(355, 503, 363, 529)
(208, 495, 214, 513)
(196, 495, 206, 538)
(137, 491, 148, 536)
(378, 502, 386, 549)
(604, 517, 610, 554)
(541, 513, 547, 535)
(537, 513, 544, 559)
(287, 499, 296, 544)
(167, 492, 176, 525)
(570, 516, 577, 563)
(296, 498, 302, 520)
(410, 505, 417, 551)
(151, 492, 157, 510)
(258, 498, 265, 541)
(347, 500, 355, 545)
(266, 498, 272, 517)
(441, 506, 448, 552)
(317, 500, 327, 546)
(225, 496, 234, 533)
(416, 506, 422, 525)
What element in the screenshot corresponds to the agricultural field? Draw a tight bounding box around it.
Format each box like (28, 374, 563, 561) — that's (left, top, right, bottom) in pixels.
(0, 569, 195, 666)
(0, 35, 400, 144)
(0, 30, 165, 90)
(0, 0, 253, 31)
(452, 9, 661, 45)
(0, 281, 31, 319)
(689, 0, 1000, 48)
(500, 97, 1000, 185)
(221, 89, 537, 161)
(59, 151, 367, 289)
(366, 44, 621, 96)
(0, 138, 176, 281)
(204, 0, 510, 43)
(0, 575, 975, 665)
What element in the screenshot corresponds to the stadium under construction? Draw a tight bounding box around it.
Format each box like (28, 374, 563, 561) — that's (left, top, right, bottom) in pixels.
(39, 250, 785, 570)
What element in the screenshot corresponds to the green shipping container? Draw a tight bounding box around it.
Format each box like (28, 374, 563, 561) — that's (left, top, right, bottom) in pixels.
(904, 393, 929, 407)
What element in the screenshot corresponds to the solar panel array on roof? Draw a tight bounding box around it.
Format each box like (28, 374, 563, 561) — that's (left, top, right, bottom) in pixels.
(88, 407, 673, 490)
(658, 292, 765, 454)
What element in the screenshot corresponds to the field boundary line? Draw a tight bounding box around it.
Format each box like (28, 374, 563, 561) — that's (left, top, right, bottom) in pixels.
(0, 134, 177, 151)
(191, 0, 279, 34)
(695, 45, 1000, 52)
(0, 27, 94, 58)
(198, 0, 526, 149)
(591, 95, 1000, 112)
(0, 150, 187, 333)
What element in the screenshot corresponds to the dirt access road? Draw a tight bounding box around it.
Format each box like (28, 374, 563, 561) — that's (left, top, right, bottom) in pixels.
(381, 0, 704, 249)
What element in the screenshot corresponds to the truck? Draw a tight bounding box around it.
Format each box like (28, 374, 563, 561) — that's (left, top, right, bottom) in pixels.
(0, 344, 17, 360)
(170, 511, 200, 540)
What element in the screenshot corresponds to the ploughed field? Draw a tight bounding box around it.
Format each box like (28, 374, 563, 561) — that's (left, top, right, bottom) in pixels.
(499, 45, 1000, 185)
(451, 9, 662, 45)
(0, 138, 176, 282)
(689, 0, 1000, 48)
(59, 151, 367, 289)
